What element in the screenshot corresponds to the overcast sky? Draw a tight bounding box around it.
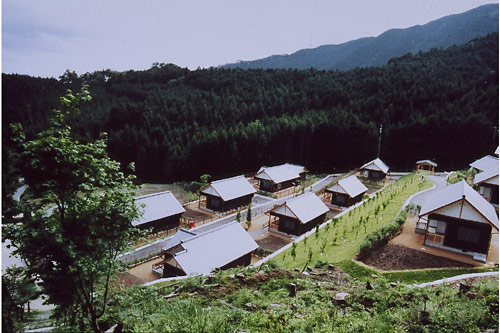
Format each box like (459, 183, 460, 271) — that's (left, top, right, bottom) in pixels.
(2, 0, 498, 78)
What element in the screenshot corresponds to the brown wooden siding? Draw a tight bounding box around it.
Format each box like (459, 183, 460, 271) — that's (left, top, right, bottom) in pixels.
(428, 213, 492, 254)
(258, 179, 297, 192)
(162, 263, 186, 278)
(136, 213, 182, 233)
(329, 192, 364, 207)
(362, 170, 386, 180)
(205, 193, 254, 212)
(272, 213, 327, 236)
(219, 252, 253, 270)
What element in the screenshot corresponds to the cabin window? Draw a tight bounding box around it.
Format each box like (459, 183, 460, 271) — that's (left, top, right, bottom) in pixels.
(211, 197, 220, 207)
(428, 219, 446, 234)
(457, 226, 480, 244)
(261, 180, 273, 190)
(480, 186, 491, 197)
(436, 221, 446, 234)
(336, 194, 346, 203)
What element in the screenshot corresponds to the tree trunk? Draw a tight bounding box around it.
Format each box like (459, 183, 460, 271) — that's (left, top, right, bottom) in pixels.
(89, 308, 102, 333)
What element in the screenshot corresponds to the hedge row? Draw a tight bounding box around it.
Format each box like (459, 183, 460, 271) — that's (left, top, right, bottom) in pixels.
(357, 207, 408, 259)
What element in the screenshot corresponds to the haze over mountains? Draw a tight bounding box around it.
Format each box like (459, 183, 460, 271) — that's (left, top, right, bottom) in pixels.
(223, 4, 499, 70)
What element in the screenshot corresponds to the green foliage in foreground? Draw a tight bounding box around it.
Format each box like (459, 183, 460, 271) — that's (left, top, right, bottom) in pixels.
(5, 87, 141, 332)
(275, 173, 431, 269)
(97, 268, 498, 333)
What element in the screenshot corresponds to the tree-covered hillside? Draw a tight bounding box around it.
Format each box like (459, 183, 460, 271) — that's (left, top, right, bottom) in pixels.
(223, 4, 499, 70)
(2, 33, 498, 183)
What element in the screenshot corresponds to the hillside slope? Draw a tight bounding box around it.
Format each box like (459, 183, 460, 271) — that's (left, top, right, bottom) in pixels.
(2, 34, 498, 182)
(223, 4, 499, 70)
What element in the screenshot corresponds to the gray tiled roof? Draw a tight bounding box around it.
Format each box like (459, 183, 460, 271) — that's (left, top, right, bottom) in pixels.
(469, 155, 498, 172)
(420, 180, 498, 229)
(360, 158, 389, 174)
(163, 222, 258, 276)
(200, 175, 256, 201)
(255, 163, 306, 184)
(326, 175, 368, 198)
(271, 192, 329, 224)
(133, 191, 185, 227)
(416, 159, 437, 167)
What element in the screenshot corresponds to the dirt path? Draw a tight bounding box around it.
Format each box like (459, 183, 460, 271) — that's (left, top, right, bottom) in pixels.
(414, 271, 498, 288)
(121, 257, 163, 287)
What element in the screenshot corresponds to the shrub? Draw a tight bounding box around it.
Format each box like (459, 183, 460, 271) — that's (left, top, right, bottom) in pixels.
(358, 207, 408, 259)
(314, 259, 328, 268)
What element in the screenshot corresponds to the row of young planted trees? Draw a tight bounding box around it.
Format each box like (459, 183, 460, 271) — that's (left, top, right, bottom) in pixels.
(278, 173, 430, 269)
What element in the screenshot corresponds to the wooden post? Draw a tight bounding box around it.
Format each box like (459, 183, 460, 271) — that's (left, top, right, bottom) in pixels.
(422, 216, 430, 245)
(289, 283, 297, 297)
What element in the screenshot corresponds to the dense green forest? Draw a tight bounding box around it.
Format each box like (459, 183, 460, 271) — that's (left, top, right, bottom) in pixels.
(2, 33, 498, 183)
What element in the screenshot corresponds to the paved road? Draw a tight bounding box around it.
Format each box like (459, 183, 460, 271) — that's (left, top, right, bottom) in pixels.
(409, 174, 449, 208)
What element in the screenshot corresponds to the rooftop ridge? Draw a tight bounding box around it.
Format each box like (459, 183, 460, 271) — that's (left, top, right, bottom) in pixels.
(211, 175, 246, 184)
(180, 221, 238, 245)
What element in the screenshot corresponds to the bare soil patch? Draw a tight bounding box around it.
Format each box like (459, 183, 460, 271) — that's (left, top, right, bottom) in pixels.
(358, 244, 473, 271)
(119, 272, 148, 288)
(327, 207, 343, 218)
(256, 234, 291, 252)
(365, 185, 383, 194)
(183, 205, 213, 222)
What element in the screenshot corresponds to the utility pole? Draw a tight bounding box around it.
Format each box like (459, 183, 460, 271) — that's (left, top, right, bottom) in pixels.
(491, 126, 498, 150)
(377, 124, 383, 158)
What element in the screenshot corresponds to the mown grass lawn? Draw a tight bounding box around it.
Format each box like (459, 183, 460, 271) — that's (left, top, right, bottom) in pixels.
(275, 173, 432, 269)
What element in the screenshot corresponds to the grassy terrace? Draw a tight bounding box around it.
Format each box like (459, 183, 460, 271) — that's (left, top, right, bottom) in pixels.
(274, 173, 432, 269)
(338, 259, 498, 284)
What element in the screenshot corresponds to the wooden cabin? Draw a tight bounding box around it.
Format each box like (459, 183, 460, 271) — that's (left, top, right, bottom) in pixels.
(133, 191, 185, 232)
(325, 175, 368, 207)
(474, 166, 499, 205)
(359, 158, 389, 181)
(416, 159, 437, 174)
(417, 180, 499, 262)
(254, 163, 308, 193)
(156, 222, 258, 277)
(268, 193, 329, 236)
(469, 155, 499, 205)
(199, 175, 256, 212)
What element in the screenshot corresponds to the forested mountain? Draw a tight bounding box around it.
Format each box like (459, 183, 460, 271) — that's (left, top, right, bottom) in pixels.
(2, 33, 498, 183)
(223, 4, 498, 71)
